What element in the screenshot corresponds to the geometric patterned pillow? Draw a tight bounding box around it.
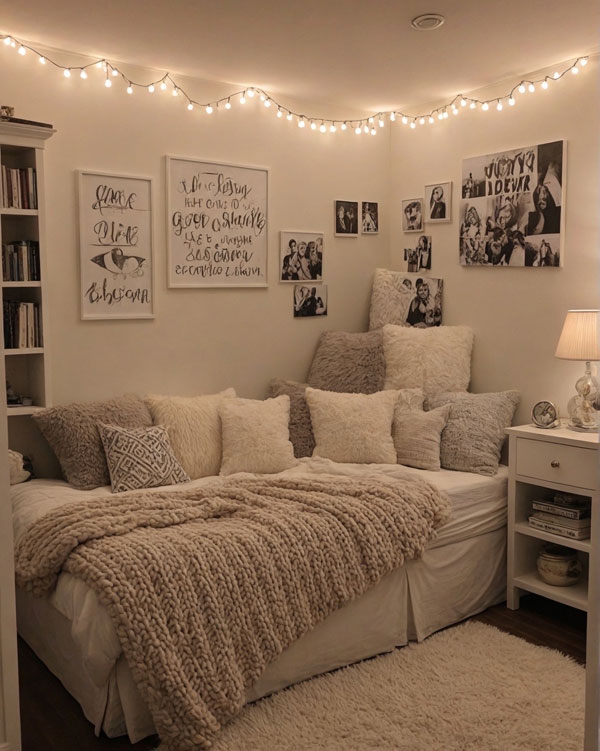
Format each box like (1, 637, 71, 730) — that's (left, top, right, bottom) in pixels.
(98, 423, 190, 493)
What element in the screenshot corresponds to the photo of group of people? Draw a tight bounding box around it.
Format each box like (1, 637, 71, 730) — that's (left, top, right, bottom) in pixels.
(459, 140, 564, 267)
(280, 232, 323, 282)
(404, 235, 432, 271)
(389, 274, 443, 328)
(335, 200, 379, 236)
(293, 285, 327, 317)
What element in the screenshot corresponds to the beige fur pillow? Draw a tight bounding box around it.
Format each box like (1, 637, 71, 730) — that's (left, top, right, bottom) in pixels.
(145, 389, 236, 479)
(305, 388, 401, 464)
(393, 405, 451, 471)
(219, 395, 297, 475)
(383, 324, 474, 396)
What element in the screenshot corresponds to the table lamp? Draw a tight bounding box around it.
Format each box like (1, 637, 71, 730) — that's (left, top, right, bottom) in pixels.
(555, 309, 600, 431)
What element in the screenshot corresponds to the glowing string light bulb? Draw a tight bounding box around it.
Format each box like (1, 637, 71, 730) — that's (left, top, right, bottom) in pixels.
(3, 37, 11, 46)
(354, 126, 361, 135)
(18, 45, 26, 56)
(528, 83, 535, 92)
(187, 102, 193, 110)
(148, 84, 155, 93)
(419, 117, 425, 125)
(379, 118, 384, 128)
(437, 112, 443, 120)
(276, 107, 282, 118)
(428, 116, 434, 124)
(541, 80, 549, 89)
(127, 84, 133, 95)
(518, 83, 526, 94)
(496, 100, 503, 111)
(401, 116, 408, 125)
(572, 65, 579, 74)
(259, 93, 266, 101)
(225, 98, 232, 109)
(310, 120, 316, 130)
(63, 68, 71, 78)
(38, 56, 45, 64)
(247, 88, 255, 97)
(363, 124, 369, 134)
(390, 112, 396, 122)
(581, 57, 588, 66)
(409, 121, 416, 129)
(469, 101, 476, 109)
(172, 88, 179, 96)
(553, 71, 560, 79)
(368, 117, 374, 124)
(264, 98, 271, 107)
(319, 123, 326, 133)
(286, 112, 293, 121)
(330, 124, 336, 133)
(460, 98, 467, 107)
(481, 102, 489, 111)
(240, 92, 246, 104)
(298, 117, 305, 128)
(160, 81, 167, 91)
(341, 122, 347, 130)
(111, 68, 118, 77)
(205, 105, 213, 114)
(370, 127, 376, 135)
(104, 77, 112, 88)
(508, 97, 515, 106)
(80, 69, 87, 79)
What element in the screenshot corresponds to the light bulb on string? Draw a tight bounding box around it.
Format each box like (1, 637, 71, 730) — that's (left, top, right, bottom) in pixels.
(320, 123, 326, 133)
(225, 98, 232, 109)
(368, 117, 374, 124)
(330, 124, 336, 133)
(63, 68, 71, 78)
(310, 120, 316, 130)
(111, 68, 118, 77)
(277, 107, 282, 118)
(205, 105, 213, 114)
(264, 98, 271, 107)
(127, 84, 133, 95)
(481, 102, 489, 111)
(354, 126, 361, 135)
(240, 92, 246, 104)
(528, 83, 535, 92)
(286, 112, 293, 121)
(379, 118, 384, 128)
(437, 112, 443, 120)
(38, 56, 45, 64)
(247, 88, 255, 97)
(553, 71, 560, 79)
(409, 121, 416, 129)
(260, 93, 266, 101)
(298, 117, 305, 128)
(341, 122, 347, 130)
(363, 124, 369, 133)
(401, 116, 408, 125)
(18, 45, 26, 56)
(496, 100, 503, 111)
(509, 97, 515, 106)
(419, 117, 425, 125)
(541, 80, 549, 89)
(3, 37, 11, 46)
(572, 66, 579, 74)
(460, 98, 467, 107)
(443, 110, 448, 118)
(370, 128, 376, 135)
(187, 102, 193, 110)
(581, 57, 588, 66)
(148, 84, 155, 93)
(104, 77, 112, 88)
(172, 88, 179, 96)
(452, 107, 459, 115)
(80, 69, 87, 79)
(390, 112, 396, 122)
(469, 101, 476, 109)
(160, 81, 167, 91)
(518, 83, 526, 93)
(428, 116, 434, 124)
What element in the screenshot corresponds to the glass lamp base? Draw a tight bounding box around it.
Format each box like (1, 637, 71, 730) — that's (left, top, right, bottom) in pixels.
(566, 362, 599, 432)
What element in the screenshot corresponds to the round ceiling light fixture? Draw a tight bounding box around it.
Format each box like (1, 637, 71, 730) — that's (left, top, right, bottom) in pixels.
(411, 13, 445, 31)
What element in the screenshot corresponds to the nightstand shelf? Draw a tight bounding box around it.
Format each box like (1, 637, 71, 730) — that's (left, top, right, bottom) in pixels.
(506, 423, 599, 749)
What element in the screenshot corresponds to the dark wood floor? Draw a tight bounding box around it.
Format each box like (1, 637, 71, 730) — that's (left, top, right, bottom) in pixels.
(18, 594, 587, 750)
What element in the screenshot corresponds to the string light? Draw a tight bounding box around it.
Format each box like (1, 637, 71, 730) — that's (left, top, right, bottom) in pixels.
(0, 32, 591, 137)
(428, 116, 434, 124)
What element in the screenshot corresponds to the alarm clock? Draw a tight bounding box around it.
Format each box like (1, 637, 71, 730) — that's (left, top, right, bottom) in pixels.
(531, 400, 560, 429)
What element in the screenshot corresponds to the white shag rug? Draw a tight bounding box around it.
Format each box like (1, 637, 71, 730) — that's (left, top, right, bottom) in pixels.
(210, 620, 583, 751)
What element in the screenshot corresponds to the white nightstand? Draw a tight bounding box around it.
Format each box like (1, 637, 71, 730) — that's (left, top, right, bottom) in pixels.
(506, 423, 599, 750)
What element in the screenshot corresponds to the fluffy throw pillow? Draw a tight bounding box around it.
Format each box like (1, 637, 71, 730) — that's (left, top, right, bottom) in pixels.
(8, 449, 30, 485)
(98, 423, 190, 493)
(307, 330, 386, 394)
(393, 405, 451, 471)
(32, 394, 153, 489)
(428, 391, 520, 476)
(383, 324, 474, 396)
(145, 389, 236, 479)
(268, 379, 315, 458)
(305, 387, 401, 464)
(219, 395, 297, 475)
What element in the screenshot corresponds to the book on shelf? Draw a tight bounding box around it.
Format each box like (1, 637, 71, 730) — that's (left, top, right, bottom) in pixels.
(528, 516, 590, 540)
(2, 241, 40, 281)
(531, 498, 591, 520)
(530, 511, 591, 529)
(3, 300, 42, 348)
(0, 165, 38, 209)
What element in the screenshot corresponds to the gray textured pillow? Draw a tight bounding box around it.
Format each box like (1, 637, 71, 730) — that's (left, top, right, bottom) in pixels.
(428, 391, 520, 476)
(393, 405, 450, 471)
(98, 423, 190, 494)
(32, 394, 153, 489)
(307, 330, 385, 394)
(268, 379, 315, 458)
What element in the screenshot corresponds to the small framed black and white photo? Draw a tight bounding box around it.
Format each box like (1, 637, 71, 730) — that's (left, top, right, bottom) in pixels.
(361, 202, 379, 234)
(280, 231, 323, 282)
(293, 284, 328, 317)
(401, 198, 424, 233)
(404, 235, 432, 272)
(424, 182, 452, 223)
(334, 200, 359, 237)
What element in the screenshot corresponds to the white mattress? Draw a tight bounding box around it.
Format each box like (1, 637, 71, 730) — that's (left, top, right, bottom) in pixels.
(12, 459, 508, 741)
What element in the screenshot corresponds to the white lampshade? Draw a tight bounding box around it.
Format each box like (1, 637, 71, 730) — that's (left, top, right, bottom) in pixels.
(555, 310, 600, 361)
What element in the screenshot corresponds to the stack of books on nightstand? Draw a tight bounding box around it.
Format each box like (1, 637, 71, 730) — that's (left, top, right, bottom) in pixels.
(529, 494, 591, 540)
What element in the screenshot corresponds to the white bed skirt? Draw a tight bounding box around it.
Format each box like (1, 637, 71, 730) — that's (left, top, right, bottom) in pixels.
(17, 526, 506, 743)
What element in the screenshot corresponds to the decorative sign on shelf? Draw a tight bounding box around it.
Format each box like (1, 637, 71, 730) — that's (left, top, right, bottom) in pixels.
(78, 170, 154, 319)
(166, 157, 268, 287)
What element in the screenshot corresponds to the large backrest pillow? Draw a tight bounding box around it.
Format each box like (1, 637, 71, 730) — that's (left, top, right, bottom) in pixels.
(268, 379, 315, 458)
(98, 423, 190, 493)
(32, 394, 153, 489)
(307, 330, 386, 394)
(429, 390, 520, 476)
(145, 389, 236, 479)
(305, 387, 401, 464)
(383, 324, 474, 396)
(219, 395, 297, 475)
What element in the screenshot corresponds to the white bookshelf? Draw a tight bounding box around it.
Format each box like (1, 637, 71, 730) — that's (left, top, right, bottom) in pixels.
(0, 120, 55, 421)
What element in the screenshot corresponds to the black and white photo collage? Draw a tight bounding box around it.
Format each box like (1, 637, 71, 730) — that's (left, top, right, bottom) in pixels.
(402, 181, 452, 274)
(459, 140, 564, 267)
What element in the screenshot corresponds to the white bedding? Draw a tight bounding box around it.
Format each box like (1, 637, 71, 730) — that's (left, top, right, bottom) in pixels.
(12, 458, 508, 741)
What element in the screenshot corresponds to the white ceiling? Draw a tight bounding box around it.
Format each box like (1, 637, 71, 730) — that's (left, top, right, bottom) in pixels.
(2, 0, 599, 112)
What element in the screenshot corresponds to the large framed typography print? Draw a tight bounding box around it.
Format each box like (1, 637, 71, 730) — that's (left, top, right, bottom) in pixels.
(78, 170, 154, 319)
(167, 157, 268, 287)
(459, 140, 565, 267)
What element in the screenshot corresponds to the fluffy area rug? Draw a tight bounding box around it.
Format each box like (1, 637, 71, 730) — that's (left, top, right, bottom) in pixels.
(210, 621, 583, 751)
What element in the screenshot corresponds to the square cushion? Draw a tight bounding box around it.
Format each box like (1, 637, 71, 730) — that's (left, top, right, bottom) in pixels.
(383, 324, 474, 396)
(219, 396, 297, 475)
(307, 330, 385, 394)
(305, 387, 401, 464)
(428, 390, 520, 476)
(268, 379, 315, 458)
(32, 394, 153, 489)
(145, 389, 236, 479)
(98, 423, 190, 493)
(393, 404, 450, 471)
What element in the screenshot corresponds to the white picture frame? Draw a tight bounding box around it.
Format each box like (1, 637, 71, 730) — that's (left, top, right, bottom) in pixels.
(166, 156, 268, 288)
(78, 170, 155, 320)
(279, 231, 323, 283)
(401, 198, 424, 233)
(424, 182, 452, 223)
(334, 200, 359, 237)
(293, 284, 328, 317)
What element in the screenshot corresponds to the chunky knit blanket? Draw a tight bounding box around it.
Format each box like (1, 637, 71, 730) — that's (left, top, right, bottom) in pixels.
(15, 475, 450, 750)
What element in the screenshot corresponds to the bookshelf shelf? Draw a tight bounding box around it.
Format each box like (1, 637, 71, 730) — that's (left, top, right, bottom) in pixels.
(0, 121, 53, 419)
(514, 521, 591, 553)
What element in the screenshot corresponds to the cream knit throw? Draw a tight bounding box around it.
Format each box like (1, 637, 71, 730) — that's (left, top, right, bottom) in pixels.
(15, 475, 450, 750)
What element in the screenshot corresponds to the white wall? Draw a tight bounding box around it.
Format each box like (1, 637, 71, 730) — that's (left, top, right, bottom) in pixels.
(390, 63, 599, 424)
(1, 54, 390, 404)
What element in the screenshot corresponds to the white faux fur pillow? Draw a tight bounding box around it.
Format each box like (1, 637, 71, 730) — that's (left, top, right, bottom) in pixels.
(145, 388, 236, 479)
(383, 325, 474, 396)
(305, 387, 401, 464)
(219, 395, 297, 475)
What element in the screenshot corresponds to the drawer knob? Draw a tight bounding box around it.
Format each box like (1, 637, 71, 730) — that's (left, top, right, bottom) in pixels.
(550, 460, 560, 468)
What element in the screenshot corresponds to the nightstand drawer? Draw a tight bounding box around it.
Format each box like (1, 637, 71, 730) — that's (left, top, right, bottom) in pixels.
(516, 438, 597, 489)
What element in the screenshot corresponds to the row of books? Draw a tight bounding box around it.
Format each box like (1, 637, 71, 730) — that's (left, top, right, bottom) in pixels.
(529, 493, 591, 540)
(2, 241, 41, 281)
(1, 165, 38, 210)
(3, 301, 42, 349)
